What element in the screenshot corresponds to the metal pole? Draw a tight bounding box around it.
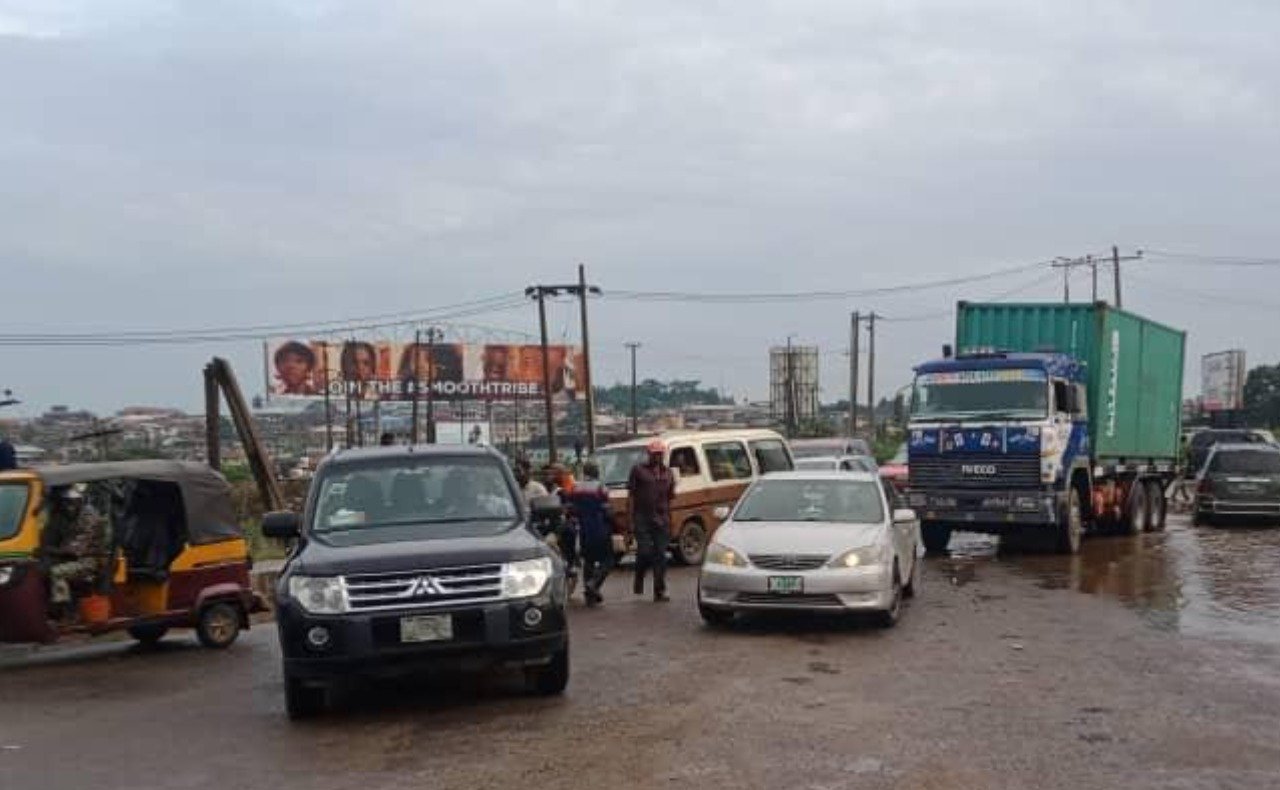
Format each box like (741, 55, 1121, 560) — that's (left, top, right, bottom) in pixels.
(204, 364, 221, 470)
(1090, 255, 1098, 302)
(626, 342, 640, 435)
(535, 289, 557, 463)
(411, 328, 422, 444)
(577, 264, 597, 455)
(322, 341, 333, 452)
(785, 336, 795, 438)
(867, 314, 877, 435)
(1063, 265, 1070, 303)
(426, 327, 438, 443)
(849, 312, 860, 437)
(1113, 245, 1123, 308)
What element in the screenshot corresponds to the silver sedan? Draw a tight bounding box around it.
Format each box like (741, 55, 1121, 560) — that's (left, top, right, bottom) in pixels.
(697, 471, 920, 627)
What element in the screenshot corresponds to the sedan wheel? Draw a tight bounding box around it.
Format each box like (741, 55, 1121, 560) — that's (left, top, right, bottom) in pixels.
(874, 566, 903, 629)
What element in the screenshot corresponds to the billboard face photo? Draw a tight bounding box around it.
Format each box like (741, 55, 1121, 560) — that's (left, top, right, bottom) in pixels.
(267, 340, 584, 401)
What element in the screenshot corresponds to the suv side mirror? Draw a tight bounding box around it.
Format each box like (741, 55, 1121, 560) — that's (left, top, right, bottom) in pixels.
(893, 508, 918, 525)
(262, 511, 300, 540)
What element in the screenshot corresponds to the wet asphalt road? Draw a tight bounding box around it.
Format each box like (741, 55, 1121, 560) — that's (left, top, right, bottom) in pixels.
(4, 514, 1280, 790)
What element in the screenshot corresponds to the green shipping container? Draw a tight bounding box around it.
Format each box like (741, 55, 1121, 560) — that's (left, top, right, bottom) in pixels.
(955, 302, 1186, 463)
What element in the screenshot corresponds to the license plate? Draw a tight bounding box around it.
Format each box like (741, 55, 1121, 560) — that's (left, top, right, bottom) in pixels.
(1235, 483, 1262, 493)
(400, 614, 453, 643)
(767, 576, 804, 594)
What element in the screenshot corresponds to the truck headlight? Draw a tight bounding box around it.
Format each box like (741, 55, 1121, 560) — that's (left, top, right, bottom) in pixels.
(829, 544, 886, 569)
(287, 576, 349, 615)
(502, 557, 553, 599)
(704, 543, 750, 568)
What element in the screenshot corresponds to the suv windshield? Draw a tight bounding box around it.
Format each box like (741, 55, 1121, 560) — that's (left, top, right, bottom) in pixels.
(0, 484, 29, 541)
(596, 447, 648, 487)
(734, 479, 884, 524)
(1209, 450, 1280, 475)
(311, 455, 518, 534)
(912, 369, 1048, 420)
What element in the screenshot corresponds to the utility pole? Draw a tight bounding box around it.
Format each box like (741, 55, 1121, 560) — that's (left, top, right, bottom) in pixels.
(867, 314, 878, 435)
(411, 328, 422, 444)
(1113, 246, 1122, 308)
(849, 312, 860, 437)
(625, 342, 641, 435)
(1052, 259, 1072, 303)
(577, 264, 598, 455)
(204, 364, 221, 469)
(321, 341, 333, 452)
(425, 327, 440, 443)
(526, 277, 603, 463)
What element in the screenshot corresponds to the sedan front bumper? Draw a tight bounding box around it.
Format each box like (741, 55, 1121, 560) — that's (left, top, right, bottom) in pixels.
(698, 565, 895, 612)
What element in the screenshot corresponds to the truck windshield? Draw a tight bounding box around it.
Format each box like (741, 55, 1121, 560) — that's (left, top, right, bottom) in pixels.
(596, 447, 648, 487)
(912, 369, 1048, 420)
(0, 484, 30, 542)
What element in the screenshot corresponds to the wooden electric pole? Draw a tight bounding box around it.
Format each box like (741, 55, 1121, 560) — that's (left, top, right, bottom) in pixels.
(625, 342, 641, 435)
(867, 314, 878, 434)
(849, 312, 860, 436)
(526, 277, 602, 463)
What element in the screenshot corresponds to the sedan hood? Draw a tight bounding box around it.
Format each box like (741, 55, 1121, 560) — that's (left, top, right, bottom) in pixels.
(716, 521, 887, 555)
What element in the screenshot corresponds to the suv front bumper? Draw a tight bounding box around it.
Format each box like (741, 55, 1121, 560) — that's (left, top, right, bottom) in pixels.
(277, 593, 566, 682)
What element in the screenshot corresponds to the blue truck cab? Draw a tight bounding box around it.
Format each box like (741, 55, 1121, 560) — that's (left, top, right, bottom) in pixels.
(906, 351, 1092, 554)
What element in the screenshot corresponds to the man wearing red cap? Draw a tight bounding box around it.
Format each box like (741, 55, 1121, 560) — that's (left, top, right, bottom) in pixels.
(627, 439, 676, 602)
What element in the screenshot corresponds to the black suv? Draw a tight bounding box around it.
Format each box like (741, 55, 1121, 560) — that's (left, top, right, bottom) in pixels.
(263, 445, 568, 719)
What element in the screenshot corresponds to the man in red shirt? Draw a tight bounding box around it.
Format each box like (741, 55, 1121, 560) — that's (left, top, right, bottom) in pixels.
(627, 439, 675, 602)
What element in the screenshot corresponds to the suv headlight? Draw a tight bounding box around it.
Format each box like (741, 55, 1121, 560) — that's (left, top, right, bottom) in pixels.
(503, 557, 553, 599)
(0, 565, 15, 588)
(288, 575, 349, 615)
(829, 544, 886, 569)
(704, 542, 750, 568)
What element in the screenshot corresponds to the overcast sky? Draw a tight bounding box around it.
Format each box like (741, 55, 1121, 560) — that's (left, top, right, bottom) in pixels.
(2, 0, 1279, 416)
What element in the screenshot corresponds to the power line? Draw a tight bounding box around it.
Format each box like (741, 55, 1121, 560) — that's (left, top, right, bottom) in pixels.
(603, 259, 1050, 303)
(1143, 250, 1280, 266)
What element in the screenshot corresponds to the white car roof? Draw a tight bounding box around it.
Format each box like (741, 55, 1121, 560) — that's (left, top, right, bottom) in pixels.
(760, 470, 881, 483)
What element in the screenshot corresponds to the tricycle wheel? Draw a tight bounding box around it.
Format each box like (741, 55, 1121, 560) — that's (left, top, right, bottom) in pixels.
(285, 673, 328, 720)
(127, 624, 169, 646)
(196, 602, 242, 650)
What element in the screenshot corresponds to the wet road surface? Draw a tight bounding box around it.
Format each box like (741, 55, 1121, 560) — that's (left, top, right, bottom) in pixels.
(4, 514, 1280, 790)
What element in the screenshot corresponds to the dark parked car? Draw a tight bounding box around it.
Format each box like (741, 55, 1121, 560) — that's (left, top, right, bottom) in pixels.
(1194, 443, 1280, 526)
(1186, 429, 1273, 477)
(263, 445, 569, 719)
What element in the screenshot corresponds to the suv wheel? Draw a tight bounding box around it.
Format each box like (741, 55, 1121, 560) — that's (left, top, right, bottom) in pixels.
(673, 520, 708, 566)
(285, 673, 327, 720)
(526, 646, 570, 696)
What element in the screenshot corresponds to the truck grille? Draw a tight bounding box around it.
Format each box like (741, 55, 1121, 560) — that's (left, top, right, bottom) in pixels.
(749, 554, 830, 571)
(344, 564, 504, 612)
(909, 455, 1041, 490)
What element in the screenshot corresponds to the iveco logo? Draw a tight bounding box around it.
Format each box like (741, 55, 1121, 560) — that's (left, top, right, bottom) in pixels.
(407, 576, 446, 597)
(961, 464, 998, 476)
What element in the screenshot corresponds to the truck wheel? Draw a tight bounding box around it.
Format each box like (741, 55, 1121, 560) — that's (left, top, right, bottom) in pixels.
(1124, 482, 1148, 536)
(284, 673, 328, 720)
(1145, 480, 1167, 532)
(1055, 488, 1083, 554)
(673, 520, 708, 566)
(921, 523, 952, 555)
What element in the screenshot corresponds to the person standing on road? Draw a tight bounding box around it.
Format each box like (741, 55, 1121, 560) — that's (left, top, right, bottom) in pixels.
(628, 439, 675, 603)
(515, 460, 549, 506)
(565, 461, 611, 607)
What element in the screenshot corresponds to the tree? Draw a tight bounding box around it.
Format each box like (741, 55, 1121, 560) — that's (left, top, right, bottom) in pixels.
(1244, 364, 1280, 427)
(593, 379, 731, 414)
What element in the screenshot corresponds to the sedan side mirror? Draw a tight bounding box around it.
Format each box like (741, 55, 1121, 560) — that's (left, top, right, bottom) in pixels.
(713, 505, 731, 522)
(893, 508, 918, 525)
(262, 511, 301, 540)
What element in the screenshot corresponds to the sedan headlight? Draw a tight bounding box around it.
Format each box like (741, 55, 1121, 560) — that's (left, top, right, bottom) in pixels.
(502, 557, 553, 599)
(704, 542, 750, 568)
(287, 575, 349, 615)
(829, 544, 886, 569)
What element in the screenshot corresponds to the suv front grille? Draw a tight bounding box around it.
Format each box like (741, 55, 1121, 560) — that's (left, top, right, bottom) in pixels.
(749, 554, 830, 571)
(344, 564, 504, 612)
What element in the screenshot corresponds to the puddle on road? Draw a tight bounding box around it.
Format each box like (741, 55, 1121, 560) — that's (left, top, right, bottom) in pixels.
(936, 519, 1280, 646)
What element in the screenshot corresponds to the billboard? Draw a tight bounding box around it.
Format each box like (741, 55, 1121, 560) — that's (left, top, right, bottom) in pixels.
(769, 346, 820, 423)
(267, 340, 585, 402)
(1201, 349, 1246, 412)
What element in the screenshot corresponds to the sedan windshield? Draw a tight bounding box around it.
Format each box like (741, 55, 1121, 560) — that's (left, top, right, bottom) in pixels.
(1209, 450, 1280, 475)
(734, 479, 884, 524)
(596, 447, 648, 486)
(311, 456, 518, 534)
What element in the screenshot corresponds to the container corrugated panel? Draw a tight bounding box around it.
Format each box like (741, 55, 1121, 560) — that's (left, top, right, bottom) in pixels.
(955, 302, 1185, 463)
